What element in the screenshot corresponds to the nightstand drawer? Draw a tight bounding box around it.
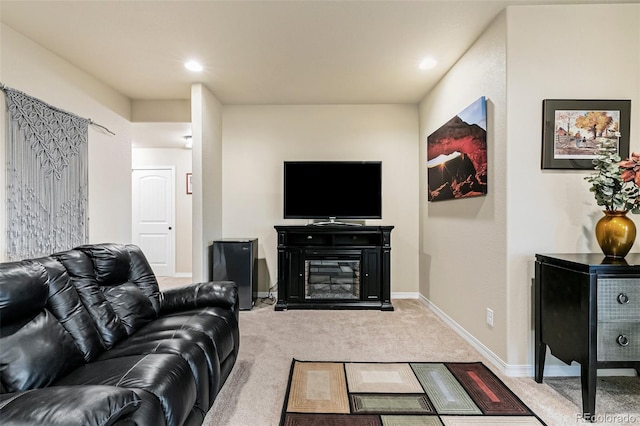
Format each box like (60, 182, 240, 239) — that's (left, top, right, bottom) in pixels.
(597, 278, 640, 321)
(597, 322, 640, 361)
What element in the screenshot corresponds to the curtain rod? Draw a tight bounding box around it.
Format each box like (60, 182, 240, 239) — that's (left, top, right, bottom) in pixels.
(0, 82, 116, 136)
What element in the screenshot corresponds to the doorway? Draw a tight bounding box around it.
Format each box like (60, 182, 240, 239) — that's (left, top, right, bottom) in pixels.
(132, 167, 175, 277)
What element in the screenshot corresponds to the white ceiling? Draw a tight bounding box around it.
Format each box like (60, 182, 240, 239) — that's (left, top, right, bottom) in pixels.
(2, 0, 635, 148)
(3, 0, 632, 105)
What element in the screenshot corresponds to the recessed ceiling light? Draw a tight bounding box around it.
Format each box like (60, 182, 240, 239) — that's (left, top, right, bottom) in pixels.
(184, 60, 203, 72)
(419, 57, 438, 70)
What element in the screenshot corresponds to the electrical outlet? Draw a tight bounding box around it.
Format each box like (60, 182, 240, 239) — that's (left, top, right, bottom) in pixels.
(486, 308, 494, 326)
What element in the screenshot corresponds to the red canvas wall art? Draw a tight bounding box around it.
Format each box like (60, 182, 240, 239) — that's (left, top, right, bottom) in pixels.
(427, 97, 487, 202)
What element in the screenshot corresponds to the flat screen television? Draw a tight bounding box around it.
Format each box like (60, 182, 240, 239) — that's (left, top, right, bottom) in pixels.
(283, 161, 382, 220)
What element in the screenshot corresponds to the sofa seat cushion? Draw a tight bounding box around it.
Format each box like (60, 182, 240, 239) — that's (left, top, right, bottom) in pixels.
(0, 385, 140, 426)
(97, 338, 210, 409)
(54, 354, 196, 426)
(127, 389, 167, 426)
(197, 307, 240, 357)
(155, 308, 239, 362)
(124, 319, 223, 400)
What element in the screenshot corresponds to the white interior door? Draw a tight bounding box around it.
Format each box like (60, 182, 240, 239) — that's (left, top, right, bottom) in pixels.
(132, 168, 175, 276)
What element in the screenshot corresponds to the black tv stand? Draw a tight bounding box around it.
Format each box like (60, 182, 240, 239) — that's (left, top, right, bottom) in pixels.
(274, 225, 394, 311)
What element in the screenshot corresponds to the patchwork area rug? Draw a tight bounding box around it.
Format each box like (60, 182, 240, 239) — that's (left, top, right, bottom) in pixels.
(280, 360, 547, 425)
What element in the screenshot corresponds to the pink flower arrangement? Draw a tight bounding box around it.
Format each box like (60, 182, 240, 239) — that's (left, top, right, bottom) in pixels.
(619, 152, 640, 187)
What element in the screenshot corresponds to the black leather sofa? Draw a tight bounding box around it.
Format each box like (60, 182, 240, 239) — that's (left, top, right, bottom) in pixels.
(0, 243, 239, 426)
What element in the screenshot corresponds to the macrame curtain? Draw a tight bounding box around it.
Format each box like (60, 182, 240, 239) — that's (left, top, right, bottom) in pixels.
(4, 87, 89, 260)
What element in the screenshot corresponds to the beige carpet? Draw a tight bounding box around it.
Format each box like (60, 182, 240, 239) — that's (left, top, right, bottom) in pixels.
(150, 287, 638, 426)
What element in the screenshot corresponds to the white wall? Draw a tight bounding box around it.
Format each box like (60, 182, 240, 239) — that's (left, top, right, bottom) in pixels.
(419, 3, 640, 374)
(505, 3, 640, 369)
(131, 100, 190, 123)
(0, 24, 132, 261)
(191, 84, 223, 282)
(132, 148, 193, 275)
(419, 12, 508, 360)
(222, 105, 420, 295)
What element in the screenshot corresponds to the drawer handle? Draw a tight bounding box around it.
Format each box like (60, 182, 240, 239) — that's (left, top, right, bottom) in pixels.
(617, 334, 630, 347)
(617, 293, 630, 304)
(307, 236, 313, 240)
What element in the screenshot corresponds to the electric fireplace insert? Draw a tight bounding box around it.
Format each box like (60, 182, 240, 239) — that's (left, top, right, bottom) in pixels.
(305, 258, 361, 300)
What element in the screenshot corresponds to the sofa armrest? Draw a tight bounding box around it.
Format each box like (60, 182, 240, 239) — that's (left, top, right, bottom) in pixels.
(160, 281, 239, 317)
(0, 385, 140, 426)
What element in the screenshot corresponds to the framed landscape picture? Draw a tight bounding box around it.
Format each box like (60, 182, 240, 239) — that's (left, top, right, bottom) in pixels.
(427, 96, 488, 202)
(541, 99, 631, 170)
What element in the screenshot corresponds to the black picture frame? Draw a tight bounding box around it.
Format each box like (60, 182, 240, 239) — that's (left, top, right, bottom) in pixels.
(541, 99, 631, 170)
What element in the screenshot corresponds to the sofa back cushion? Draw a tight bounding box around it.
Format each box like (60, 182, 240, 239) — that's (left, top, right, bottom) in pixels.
(126, 244, 162, 314)
(0, 261, 85, 392)
(0, 260, 47, 319)
(53, 244, 160, 345)
(38, 256, 105, 362)
(54, 249, 129, 349)
(77, 244, 159, 335)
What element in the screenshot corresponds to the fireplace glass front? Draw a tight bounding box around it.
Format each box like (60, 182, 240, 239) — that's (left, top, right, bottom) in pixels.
(305, 259, 360, 300)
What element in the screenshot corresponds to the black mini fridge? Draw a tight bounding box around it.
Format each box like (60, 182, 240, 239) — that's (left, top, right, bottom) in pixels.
(212, 239, 258, 310)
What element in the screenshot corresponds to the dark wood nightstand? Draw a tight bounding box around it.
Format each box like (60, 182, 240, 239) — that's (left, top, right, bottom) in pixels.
(535, 253, 640, 420)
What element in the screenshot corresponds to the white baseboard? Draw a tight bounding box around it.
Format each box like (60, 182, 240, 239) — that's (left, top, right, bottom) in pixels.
(392, 292, 420, 299)
(418, 295, 516, 376)
(533, 365, 636, 377)
(418, 295, 638, 378)
(258, 291, 277, 299)
(174, 272, 193, 278)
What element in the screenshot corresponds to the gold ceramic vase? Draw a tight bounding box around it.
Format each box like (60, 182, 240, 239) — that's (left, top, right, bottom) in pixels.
(595, 210, 636, 258)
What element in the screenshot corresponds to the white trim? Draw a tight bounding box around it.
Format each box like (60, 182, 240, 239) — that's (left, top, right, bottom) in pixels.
(543, 365, 580, 377)
(597, 369, 638, 377)
(174, 272, 192, 278)
(418, 294, 639, 378)
(258, 291, 277, 299)
(532, 365, 636, 377)
(392, 292, 420, 299)
(418, 294, 514, 375)
(506, 364, 540, 377)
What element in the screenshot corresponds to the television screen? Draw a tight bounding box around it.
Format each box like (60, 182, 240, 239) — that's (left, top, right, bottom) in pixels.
(283, 161, 382, 219)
